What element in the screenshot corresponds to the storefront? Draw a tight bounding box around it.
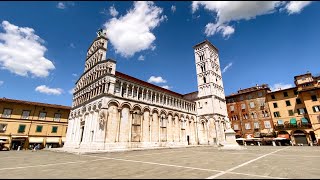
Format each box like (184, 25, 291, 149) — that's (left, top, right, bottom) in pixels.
(292, 130, 308, 145)
(11, 135, 28, 150)
(28, 137, 44, 149)
(46, 137, 61, 148)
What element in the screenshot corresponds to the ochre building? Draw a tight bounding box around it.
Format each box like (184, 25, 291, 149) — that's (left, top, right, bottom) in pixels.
(0, 98, 70, 150)
(64, 30, 231, 151)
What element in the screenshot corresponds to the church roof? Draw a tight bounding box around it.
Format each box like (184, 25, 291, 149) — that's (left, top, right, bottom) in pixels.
(115, 71, 185, 98)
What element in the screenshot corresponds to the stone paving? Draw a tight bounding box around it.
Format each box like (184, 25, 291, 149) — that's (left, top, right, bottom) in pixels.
(1, 146, 320, 179)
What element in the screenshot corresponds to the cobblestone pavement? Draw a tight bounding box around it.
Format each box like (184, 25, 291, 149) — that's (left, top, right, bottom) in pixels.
(1, 146, 320, 179)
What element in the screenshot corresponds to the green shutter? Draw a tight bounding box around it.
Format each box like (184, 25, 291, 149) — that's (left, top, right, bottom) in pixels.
(52, 126, 58, 133)
(36, 125, 43, 132)
(301, 118, 308, 124)
(18, 124, 26, 133)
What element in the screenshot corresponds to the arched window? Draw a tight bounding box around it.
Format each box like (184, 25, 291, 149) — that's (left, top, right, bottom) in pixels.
(203, 76, 207, 83)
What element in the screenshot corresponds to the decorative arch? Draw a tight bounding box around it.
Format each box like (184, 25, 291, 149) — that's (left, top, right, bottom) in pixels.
(160, 109, 167, 116)
(173, 112, 179, 118)
(152, 108, 160, 115)
(132, 104, 143, 112)
(292, 129, 308, 135)
(120, 102, 132, 110)
(167, 111, 173, 117)
(107, 99, 120, 108)
(142, 106, 151, 113)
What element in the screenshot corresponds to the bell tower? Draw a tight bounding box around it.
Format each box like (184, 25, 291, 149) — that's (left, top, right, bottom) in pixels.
(193, 40, 228, 145)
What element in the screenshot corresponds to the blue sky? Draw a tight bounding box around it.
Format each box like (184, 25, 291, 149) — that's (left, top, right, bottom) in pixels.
(0, 1, 319, 106)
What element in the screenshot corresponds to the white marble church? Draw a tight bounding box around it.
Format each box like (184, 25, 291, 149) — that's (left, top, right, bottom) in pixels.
(63, 29, 231, 151)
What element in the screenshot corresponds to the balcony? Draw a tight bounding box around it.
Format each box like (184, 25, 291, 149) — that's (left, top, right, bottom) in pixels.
(274, 120, 312, 131)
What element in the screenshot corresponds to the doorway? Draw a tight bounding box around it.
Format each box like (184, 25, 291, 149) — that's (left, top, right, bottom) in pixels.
(187, 135, 190, 145)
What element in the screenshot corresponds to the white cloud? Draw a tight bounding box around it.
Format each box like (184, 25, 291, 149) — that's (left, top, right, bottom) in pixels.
(138, 55, 145, 61)
(70, 43, 75, 48)
(104, 1, 166, 57)
(57, 2, 66, 9)
(0, 81, 3, 86)
(35, 85, 63, 95)
(109, 5, 119, 17)
(161, 85, 171, 89)
(270, 83, 293, 91)
(285, 1, 312, 14)
(68, 88, 75, 94)
(72, 73, 77, 77)
(0, 21, 55, 77)
(148, 76, 167, 84)
(56, 2, 75, 9)
(171, 5, 176, 13)
(192, 1, 311, 37)
(222, 62, 233, 73)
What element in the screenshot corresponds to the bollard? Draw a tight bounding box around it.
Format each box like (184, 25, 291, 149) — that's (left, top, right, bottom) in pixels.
(272, 141, 276, 146)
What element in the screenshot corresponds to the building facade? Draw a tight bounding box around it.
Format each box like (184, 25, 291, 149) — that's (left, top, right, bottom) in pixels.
(226, 84, 274, 139)
(266, 72, 320, 145)
(0, 98, 70, 150)
(63, 30, 230, 151)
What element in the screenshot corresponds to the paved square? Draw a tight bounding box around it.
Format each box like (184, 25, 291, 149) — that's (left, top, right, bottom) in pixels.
(1, 146, 320, 179)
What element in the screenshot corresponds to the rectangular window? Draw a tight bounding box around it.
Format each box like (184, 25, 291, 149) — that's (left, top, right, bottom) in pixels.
(296, 98, 302, 104)
(298, 108, 307, 115)
(245, 123, 251, 130)
(51, 126, 58, 133)
(313, 106, 320, 112)
(311, 95, 317, 101)
(241, 104, 246, 109)
(258, 92, 263, 97)
(36, 125, 43, 133)
(273, 103, 278, 108)
(18, 124, 26, 133)
(2, 108, 12, 118)
(230, 106, 235, 112)
(249, 102, 255, 108)
(283, 92, 288, 97)
(288, 110, 294, 116)
(264, 121, 271, 129)
(0, 124, 7, 132)
(54, 113, 61, 122)
(233, 124, 239, 130)
(274, 111, 281, 117)
(254, 122, 259, 129)
(271, 94, 275, 99)
(39, 112, 47, 120)
(21, 110, 30, 119)
(285, 100, 291, 106)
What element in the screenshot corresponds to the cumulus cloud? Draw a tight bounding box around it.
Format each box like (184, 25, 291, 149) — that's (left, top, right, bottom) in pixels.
(109, 5, 119, 17)
(35, 85, 63, 95)
(222, 62, 233, 73)
(0, 81, 3, 86)
(148, 76, 167, 84)
(104, 1, 166, 57)
(161, 85, 171, 89)
(138, 55, 145, 61)
(270, 83, 293, 91)
(0, 21, 55, 77)
(192, 1, 311, 37)
(57, 2, 66, 9)
(171, 5, 176, 13)
(56, 2, 75, 9)
(285, 1, 312, 14)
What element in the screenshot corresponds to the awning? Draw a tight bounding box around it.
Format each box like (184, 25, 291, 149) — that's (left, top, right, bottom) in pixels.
(61, 137, 66, 142)
(11, 135, 28, 138)
(274, 137, 287, 140)
(290, 118, 297, 125)
(277, 120, 284, 125)
(236, 138, 246, 140)
(0, 136, 9, 140)
(278, 134, 290, 139)
(29, 137, 44, 143)
(301, 117, 308, 124)
(46, 137, 60, 143)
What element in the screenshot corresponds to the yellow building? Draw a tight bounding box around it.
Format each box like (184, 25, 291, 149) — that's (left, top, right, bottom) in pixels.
(294, 73, 320, 143)
(266, 72, 320, 146)
(0, 98, 70, 150)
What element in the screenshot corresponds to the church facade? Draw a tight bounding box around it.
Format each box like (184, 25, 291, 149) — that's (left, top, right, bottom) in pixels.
(64, 30, 230, 151)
